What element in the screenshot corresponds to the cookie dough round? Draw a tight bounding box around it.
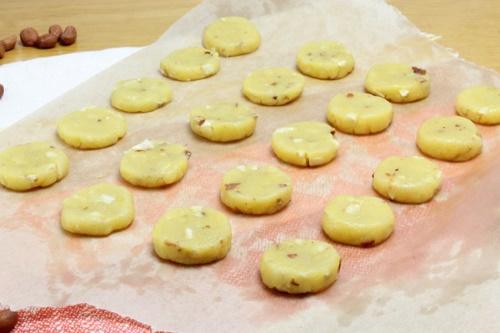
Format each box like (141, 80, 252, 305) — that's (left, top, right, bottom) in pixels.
(296, 40, 354, 80)
(152, 206, 232, 265)
(189, 102, 257, 142)
(0, 142, 69, 191)
(111, 78, 172, 113)
(61, 183, 135, 236)
(322, 195, 395, 247)
(243, 68, 305, 106)
(327, 92, 393, 135)
(57, 107, 127, 149)
(455, 86, 500, 125)
(120, 139, 189, 188)
(271, 121, 339, 167)
(364, 63, 430, 103)
(203, 16, 260, 57)
(220, 164, 292, 215)
(160, 47, 220, 81)
(372, 156, 442, 204)
(259, 239, 341, 294)
(417, 116, 482, 161)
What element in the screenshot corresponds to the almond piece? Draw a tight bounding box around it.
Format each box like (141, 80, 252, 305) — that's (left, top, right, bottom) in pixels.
(1, 35, 17, 51)
(36, 33, 58, 49)
(49, 24, 63, 39)
(20, 27, 39, 47)
(60, 26, 77, 46)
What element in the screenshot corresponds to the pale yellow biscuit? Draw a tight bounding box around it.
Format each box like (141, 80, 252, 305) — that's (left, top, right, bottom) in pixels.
(322, 195, 395, 247)
(243, 68, 305, 106)
(120, 139, 190, 188)
(220, 164, 292, 215)
(0, 142, 69, 191)
(111, 78, 172, 113)
(372, 156, 442, 204)
(296, 40, 354, 80)
(160, 47, 220, 81)
(189, 102, 257, 142)
(417, 116, 482, 161)
(57, 107, 127, 149)
(61, 183, 135, 236)
(271, 121, 339, 167)
(364, 63, 430, 103)
(152, 206, 232, 265)
(327, 92, 393, 134)
(455, 86, 500, 125)
(203, 16, 260, 57)
(259, 239, 341, 294)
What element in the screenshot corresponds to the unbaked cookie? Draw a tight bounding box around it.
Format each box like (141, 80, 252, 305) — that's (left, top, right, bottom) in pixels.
(220, 164, 292, 215)
(120, 139, 190, 188)
(57, 107, 127, 149)
(243, 68, 305, 106)
(160, 47, 220, 81)
(322, 195, 395, 247)
(455, 86, 500, 125)
(111, 78, 172, 113)
(259, 239, 341, 294)
(372, 156, 442, 204)
(61, 183, 135, 236)
(417, 116, 482, 161)
(327, 92, 393, 134)
(271, 121, 339, 167)
(189, 102, 257, 142)
(364, 63, 430, 103)
(203, 16, 260, 57)
(152, 206, 232, 265)
(296, 41, 354, 80)
(0, 142, 69, 191)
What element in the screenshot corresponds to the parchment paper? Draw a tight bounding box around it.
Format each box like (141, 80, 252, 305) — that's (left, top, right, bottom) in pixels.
(1, 0, 499, 331)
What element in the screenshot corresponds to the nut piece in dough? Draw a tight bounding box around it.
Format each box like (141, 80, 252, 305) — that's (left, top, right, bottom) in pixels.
(271, 121, 339, 167)
(57, 107, 127, 149)
(61, 183, 135, 236)
(455, 86, 500, 125)
(220, 164, 292, 215)
(0, 142, 69, 191)
(243, 67, 305, 106)
(296, 40, 354, 80)
(120, 139, 190, 188)
(160, 47, 220, 81)
(111, 77, 172, 113)
(372, 156, 442, 204)
(322, 195, 395, 247)
(203, 16, 260, 57)
(327, 92, 393, 135)
(152, 206, 232, 265)
(417, 116, 482, 161)
(189, 102, 257, 142)
(364, 63, 430, 103)
(259, 239, 341, 294)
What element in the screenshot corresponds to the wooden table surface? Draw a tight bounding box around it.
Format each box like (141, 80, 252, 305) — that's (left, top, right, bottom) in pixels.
(0, 0, 499, 71)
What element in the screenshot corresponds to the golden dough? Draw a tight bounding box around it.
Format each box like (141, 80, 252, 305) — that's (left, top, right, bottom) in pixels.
(160, 47, 220, 81)
(322, 195, 395, 247)
(417, 116, 482, 161)
(57, 107, 127, 149)
(189, 102, 257, 142)
(120, 139, 190, 188)
(364, 63, 430, 103)
(203, 16, 261, 57)
(0, 142, 69, 191)
(259, 239, 341, 294)
(61, 183, 135, 236)
(372, 156, 442, 204)
(271, 121, 339, 167)
(111, 77, 172, 113)
(455, 86, 500, 125)
(220, 164, 292, 215)
(152, 206, 232, 265)
(327, 92, 393, 134)
(296, 40, 354, 79)
(243, 68, 305, 106)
